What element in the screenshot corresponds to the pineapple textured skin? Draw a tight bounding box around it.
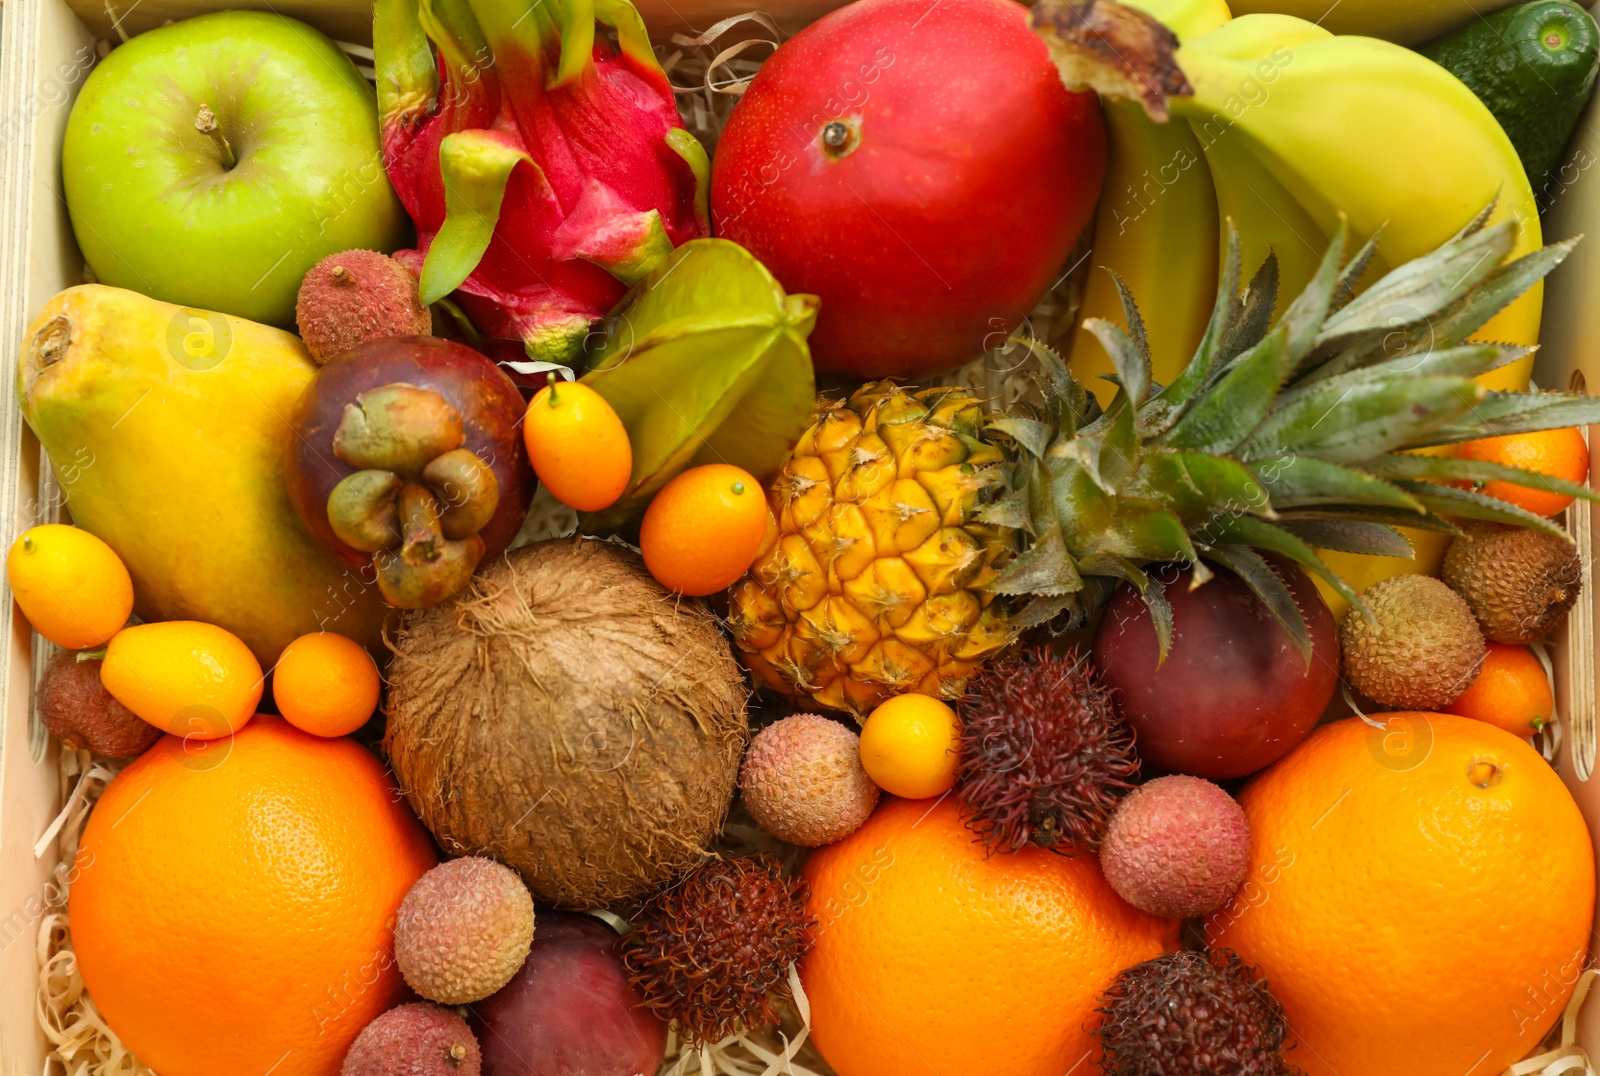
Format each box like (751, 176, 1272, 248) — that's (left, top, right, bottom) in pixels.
(731, 386, 1018, 715)
(734, 210, 1600, 715)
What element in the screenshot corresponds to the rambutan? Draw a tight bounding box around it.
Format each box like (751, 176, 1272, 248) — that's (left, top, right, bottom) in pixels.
(1095, 949, 1299, 1075)
(956, 646, 1139, 855)
(621, 855, 815, 1046)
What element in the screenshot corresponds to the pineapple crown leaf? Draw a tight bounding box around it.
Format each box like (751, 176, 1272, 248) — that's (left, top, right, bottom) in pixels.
(1277, 520, 1413, 559)
(1275, 503, 1463, 535)
(988, 526, 1081, 596)
(1421, 387, 1600, 444)
(1083, 318, 1151, 407)
(982, 207, 1600, 641)
(1330, 231, 1382, 316)
(1214, 251, 1281, 375)
(1161, 323, 1290, 454)
(1392, 479, 1577, 540)
(1202, 545, 1316, 663)
(1368, 452, 1600, 508)
(1248, 454, 1427, 513)
(1201, 513, 1362, 613)
(1236, 374, 1484, 464)
(1278, 221, 1351, 362)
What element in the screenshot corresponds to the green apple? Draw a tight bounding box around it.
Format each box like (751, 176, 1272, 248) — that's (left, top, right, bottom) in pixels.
(62, 11, 409, 327)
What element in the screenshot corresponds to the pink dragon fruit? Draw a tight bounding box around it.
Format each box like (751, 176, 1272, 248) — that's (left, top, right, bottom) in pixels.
(375, 0, 709, 362)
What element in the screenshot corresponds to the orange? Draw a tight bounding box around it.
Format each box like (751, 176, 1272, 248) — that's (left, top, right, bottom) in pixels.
(70, 718, 436, 1076)
(273, 631, 381, 738)
(1205, 714, 1594, 1076)
(523, 381, 632, 512)
(100, 621, 262, 740)
(6, 524, 132, 648)
(858, 694, 959, 798)
(640, 463, 769, 596)
(1454, 427, 1589, 517)
(1447, 642, 1554, 738)
(803, 796, 1175, 1076)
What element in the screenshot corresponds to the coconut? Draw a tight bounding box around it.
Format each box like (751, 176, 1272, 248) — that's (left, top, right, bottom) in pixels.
(384, 539, 749, 908)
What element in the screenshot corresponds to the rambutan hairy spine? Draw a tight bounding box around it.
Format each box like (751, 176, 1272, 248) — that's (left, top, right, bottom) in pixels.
(621, 855, 815, 1047)
(956, 646, 1139, 855)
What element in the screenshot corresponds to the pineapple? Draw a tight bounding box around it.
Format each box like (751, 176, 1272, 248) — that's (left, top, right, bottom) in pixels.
(731, 211, 1600, 715)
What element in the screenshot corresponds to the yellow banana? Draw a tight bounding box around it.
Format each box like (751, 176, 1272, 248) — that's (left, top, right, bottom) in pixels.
(1038, 1, 1541, 618)
(1170, 16, 1543, 386)
(1063, 0, 1231, 404)
(1181, 16, 1338, 302)
(1227, 0, 1517, 47)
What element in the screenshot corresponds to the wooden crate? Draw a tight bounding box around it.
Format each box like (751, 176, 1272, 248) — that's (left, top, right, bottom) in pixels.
(1, 0, 1599, 1070)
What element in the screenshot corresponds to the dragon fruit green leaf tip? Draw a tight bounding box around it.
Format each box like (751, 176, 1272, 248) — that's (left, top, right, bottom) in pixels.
(375, 0, 711, 363)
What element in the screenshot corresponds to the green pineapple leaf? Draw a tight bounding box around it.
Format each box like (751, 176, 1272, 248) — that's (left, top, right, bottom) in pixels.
(1276, 220, 1347, 366)
(988, 416, 1055, 460)
(1366, 454, 1600, 505)
(1213, 251, 1279, 371)
(1137, 575, 1174, 664)
(1277, 345, 1527, 414)
(1330, 231, 1381, 315)
(1247, 455, 1425, 511)
(1422, 390, 1600, 445)
(1272, 504, 1463, 534)
(1240, 375, 1482, 463)
(1391, 480, 1576, 539)
(1127, 451, 1271, 527)
(1085, 318, 1151, 407)
(1318, 221, 1514, 341)
(1201, 514, 1363, 614)
(1201, 546, 1314, 662)
(988, 524, 1081, 596)
(1107, 269, 1154, 383)
(1142, 223, 1245, 433)
(1277, 520, 1413, 559)
(974, 486, 1034, 533)
(1163, 324, 1290, 454)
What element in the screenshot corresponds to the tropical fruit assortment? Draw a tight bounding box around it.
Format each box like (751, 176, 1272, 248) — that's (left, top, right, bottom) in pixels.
(13, 0, 1600, 1074)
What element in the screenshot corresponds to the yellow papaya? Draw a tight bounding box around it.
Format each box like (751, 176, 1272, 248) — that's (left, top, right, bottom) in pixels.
(17, 285, 387, 665)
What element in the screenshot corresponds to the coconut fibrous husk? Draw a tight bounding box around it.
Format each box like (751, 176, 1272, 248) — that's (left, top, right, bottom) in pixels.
(384, 538, 749, 908)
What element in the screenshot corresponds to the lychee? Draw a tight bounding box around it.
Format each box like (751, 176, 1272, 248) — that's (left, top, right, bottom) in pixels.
(739, 713, 879, 846)
(395, 856, 535, 1005)
(1099, 774, 1250, 919)
(341, 1003, 481, 1076)
(295, 249, 432, 364)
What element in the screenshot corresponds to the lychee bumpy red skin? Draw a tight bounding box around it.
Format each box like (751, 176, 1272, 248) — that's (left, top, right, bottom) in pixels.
(295, 249, 433, 364)
(956, 646, 1139, 855)
(621, 855, 815, 1046)
(340, 1002, 482, 1076)
(1095, 949, 1300, 1076)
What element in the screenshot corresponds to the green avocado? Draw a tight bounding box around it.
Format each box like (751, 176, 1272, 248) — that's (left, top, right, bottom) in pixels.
(1421, 0, 1599, 206)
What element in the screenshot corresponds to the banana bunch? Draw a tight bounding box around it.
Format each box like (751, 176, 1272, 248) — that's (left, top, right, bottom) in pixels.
(1228, 0, 1517, 46)
(1040, 0, 1546, 614)
(1060, 0, 1232, 400)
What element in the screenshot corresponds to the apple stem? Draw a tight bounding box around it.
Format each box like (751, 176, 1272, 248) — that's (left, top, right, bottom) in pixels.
(194, 104, 237, 170)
